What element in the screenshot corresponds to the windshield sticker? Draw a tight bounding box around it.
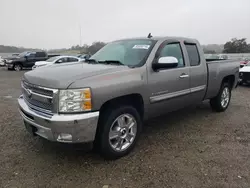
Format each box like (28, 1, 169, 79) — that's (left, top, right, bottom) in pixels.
(132, 45, 150, 49)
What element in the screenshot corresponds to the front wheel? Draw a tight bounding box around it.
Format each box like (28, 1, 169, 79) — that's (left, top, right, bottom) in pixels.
(210, 82, 231, 112)
(14, 64, 22, 71)
(96, 106, 142, 160)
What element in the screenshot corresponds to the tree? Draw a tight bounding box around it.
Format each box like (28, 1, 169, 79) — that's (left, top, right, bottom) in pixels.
(87, 42, 106, 54)
(223, 38, 250, 53)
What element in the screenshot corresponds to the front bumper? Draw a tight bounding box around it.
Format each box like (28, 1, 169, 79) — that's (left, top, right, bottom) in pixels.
(18, 95, 99, 143)
(6, 63, 13, 69)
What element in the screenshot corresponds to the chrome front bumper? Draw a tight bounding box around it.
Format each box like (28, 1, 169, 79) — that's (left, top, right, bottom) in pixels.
(18, 96, 99, 143)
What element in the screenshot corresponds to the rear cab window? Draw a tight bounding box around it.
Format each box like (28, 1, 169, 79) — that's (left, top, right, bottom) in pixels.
(35, 52, 46, 57)
(185, 43, 200, 66)
(68, 57, 79, 62)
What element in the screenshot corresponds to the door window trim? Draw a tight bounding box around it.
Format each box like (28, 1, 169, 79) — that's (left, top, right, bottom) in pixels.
(184, 43, 201, 66)
(153, 40, 186, 69)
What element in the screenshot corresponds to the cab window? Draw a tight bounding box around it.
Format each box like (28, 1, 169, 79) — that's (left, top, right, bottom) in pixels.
(159, 43, 184, 67)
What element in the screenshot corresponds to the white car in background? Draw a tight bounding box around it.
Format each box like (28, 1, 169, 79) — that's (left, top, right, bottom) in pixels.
(0, 56, 5, 66)
(32, 56, 80, 69)
(239, 62, 250, 85)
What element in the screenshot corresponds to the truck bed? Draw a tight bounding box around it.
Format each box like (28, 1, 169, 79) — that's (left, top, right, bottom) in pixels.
(205, 59, 240, 99)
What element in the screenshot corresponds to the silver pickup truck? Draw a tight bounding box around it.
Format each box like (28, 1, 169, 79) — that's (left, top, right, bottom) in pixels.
(18, 37, 239, 159)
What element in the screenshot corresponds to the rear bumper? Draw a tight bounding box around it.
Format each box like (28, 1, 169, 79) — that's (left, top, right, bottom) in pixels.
(18, 95, 99, 143)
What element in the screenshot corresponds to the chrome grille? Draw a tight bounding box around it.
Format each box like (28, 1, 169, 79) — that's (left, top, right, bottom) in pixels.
(21, 81, 57, 115)
(22, 81, 53, 97)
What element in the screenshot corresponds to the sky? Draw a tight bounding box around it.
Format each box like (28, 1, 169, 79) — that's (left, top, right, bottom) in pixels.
(0, 0, 250, 49)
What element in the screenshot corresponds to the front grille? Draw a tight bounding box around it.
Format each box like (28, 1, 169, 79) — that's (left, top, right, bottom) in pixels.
(22, 81, 57, 114)
(240, 72, 250, 81)
(23, 94, 52, 111)
(22, 81, 53, 97)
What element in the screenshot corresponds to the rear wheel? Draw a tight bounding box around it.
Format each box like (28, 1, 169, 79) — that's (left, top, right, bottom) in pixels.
(210, 82, 231, 112)
(14, 64, 22, 71)
(96, 105, 142, 160)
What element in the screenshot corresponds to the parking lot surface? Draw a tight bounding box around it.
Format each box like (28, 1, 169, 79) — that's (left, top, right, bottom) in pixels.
(0, 67, 250, 188)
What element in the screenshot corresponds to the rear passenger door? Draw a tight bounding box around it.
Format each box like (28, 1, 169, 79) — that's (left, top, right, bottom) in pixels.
(147, 40, 191, 117)
(67, 57, 79, 62)
(184, 42, 207, 103)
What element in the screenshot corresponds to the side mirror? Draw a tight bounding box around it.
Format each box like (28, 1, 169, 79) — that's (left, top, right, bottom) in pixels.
(152, 56, 178, 70)
(57, 59, 63, 63)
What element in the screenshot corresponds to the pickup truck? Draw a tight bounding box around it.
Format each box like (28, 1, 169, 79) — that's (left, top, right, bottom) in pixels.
(5, 51, 48, 71)
(18, 36, 239, 159)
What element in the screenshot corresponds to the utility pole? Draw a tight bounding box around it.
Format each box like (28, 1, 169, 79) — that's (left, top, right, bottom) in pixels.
(79, 24, 82, 47)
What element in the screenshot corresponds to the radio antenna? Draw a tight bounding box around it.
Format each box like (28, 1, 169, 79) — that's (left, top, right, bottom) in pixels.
(147, 33, 152, 38)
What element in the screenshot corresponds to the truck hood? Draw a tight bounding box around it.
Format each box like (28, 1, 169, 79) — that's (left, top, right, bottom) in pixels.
(23, 62, 128, 89)
(240, 66, 250, 73)
(5, 56, 23, 61)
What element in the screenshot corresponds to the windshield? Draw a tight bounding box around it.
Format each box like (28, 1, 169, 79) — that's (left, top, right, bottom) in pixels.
(46, 56, 60, 62)
(90, 39, 155, 66)
(18, 51, 30, 57)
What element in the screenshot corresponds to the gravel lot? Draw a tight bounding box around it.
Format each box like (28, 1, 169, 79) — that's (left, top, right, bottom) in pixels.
(0, 67, 250, 188)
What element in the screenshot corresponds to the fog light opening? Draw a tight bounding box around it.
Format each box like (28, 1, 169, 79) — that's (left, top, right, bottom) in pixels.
(57, 133, 73, 142)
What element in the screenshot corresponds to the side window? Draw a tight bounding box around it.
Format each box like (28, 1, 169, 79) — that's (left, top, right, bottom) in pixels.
(28, 52, 36, 58)
(56, 57, 68, 63)
(159, 43, 184, 67)
(68, 57, 79, 62)
(35, 52, 46, 57)
(185, 44, 200, 66)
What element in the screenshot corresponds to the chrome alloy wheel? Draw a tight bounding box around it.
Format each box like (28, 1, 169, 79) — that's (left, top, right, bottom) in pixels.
(109, 113, 137, 152)
(221, 87, 230, 108)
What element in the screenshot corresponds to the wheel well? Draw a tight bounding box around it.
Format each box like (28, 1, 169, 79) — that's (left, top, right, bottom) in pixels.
(222, 75, 235, 89)
(99, 94, 144, 119)
(14, 62, 23, 66)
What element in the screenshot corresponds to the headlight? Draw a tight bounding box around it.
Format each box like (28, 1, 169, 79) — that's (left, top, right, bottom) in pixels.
(59, 88, 92, 112)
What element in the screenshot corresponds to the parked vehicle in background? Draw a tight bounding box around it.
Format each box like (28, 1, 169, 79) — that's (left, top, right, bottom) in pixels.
(239, 62, 250, 85)
(48, 54, 60, 58)
(5, 51, 48, 71)
(218, 54, 228, 60)
(206, 54, 229, 60)
(240, 58, 249, 68)
(0, 56, 5, 66)
(11, 53, 19, 57)
(77, 54, 91, 60)
(18, 36, 239, 159)
(32, 56, 80, 69)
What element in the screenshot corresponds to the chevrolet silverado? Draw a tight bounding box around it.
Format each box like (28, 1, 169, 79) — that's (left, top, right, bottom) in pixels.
(18, 36, 239, 159)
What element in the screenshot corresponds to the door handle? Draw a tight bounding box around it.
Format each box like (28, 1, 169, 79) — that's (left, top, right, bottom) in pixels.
(179, 74, 189, 78)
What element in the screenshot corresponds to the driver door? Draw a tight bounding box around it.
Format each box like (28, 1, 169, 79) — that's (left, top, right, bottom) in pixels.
(147, 41, 191, 117)
(25, 52, 36, 67)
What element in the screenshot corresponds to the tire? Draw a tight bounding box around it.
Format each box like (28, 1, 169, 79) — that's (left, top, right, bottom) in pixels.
(14, 64, 22, 71)
(210, 82, 231, 112)
(96, 105, 142, 160)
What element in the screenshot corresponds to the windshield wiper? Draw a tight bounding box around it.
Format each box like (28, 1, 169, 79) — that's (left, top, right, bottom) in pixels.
(85, 59, 132, 67)
(98, 60, 124, 66)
